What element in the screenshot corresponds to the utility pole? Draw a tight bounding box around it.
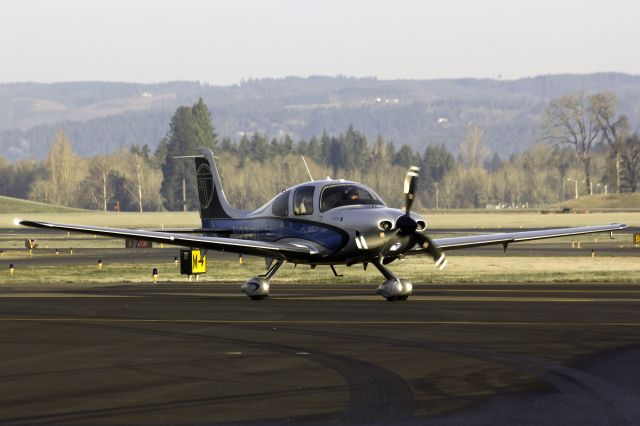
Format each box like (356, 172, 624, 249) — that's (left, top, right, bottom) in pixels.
(567, 178, 578, 199)
(182, 178, 187, 211)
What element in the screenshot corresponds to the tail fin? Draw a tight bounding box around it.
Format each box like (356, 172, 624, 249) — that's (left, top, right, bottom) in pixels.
(195, 147, 247, 221)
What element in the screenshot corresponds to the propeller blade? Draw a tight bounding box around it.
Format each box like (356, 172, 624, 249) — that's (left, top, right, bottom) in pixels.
(403, 166, 420, 215)
(415, 232, 447, 270)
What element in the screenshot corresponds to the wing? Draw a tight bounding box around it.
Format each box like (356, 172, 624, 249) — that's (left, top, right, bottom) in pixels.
(18, 220, 316, 260)
(427, 223, 627, 252)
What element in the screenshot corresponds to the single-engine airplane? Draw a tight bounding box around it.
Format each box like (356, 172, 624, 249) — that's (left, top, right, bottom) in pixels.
(18, 148, 626, 301)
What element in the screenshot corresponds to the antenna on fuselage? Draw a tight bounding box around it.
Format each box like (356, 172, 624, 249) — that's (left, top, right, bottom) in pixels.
(301, 156, 314, 181)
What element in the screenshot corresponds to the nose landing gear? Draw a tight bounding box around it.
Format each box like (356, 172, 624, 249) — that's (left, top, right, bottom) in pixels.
(241, 259, 287, 300)
(372, 259, 412, 301)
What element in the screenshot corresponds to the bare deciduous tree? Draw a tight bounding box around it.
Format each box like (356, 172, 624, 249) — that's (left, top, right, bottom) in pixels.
(86, 155, 113, 211)
(459, 125, 489, 170)
(622, 134, 640, 193)
(590, 92, 629, 193)
(118, 151, 162, 213)
(543, 94, 601, 195)
(30, 129, 84, 206)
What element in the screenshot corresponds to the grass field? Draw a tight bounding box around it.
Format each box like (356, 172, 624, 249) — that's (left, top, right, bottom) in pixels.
(1, 254, 638, 286)
(0, 195, 85, 214)
(1, 211, 202, 229)
(560, 192, 640, 209)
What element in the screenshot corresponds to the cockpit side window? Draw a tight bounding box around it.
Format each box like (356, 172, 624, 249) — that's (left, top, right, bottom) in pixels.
(272, 190, 290, 217)
(320, 184, 383, 212)
(293, 186, 315, 215)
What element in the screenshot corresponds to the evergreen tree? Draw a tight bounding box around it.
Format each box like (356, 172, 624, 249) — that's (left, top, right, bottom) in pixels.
(342, 124, 369, 169)
(159, 98, 218, 211)
(250, 132, 269, 161)
(393, 144, 415, 168)
(422, 144, 455, 184)
(307, 136, 321, 162)
(237, 134, 250, 166)
(220, 136, 236, 155)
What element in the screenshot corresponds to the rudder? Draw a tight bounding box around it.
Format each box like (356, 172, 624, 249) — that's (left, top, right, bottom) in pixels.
(195, 147, 246, 221)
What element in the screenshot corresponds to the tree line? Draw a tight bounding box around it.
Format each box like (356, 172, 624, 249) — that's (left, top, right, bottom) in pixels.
(0, 95, 638, 212)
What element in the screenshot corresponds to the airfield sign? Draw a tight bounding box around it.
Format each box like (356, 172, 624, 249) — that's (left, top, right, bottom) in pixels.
(180, 249, 206, 275)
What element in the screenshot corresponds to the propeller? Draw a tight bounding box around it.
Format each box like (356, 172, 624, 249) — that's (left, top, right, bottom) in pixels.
(393, 166, 447, 270)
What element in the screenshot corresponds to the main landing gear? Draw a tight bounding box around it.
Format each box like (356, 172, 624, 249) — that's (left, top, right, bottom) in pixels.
(241, 260, 287, 300)
(372, 258, 412, 301)
(241, 258, 411, 301)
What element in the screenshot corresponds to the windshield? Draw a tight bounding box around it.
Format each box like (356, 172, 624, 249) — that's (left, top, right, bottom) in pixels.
(320, 184, 383, 212)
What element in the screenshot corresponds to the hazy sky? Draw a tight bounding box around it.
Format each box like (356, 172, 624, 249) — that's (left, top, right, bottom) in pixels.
(2, 0, 639, 84)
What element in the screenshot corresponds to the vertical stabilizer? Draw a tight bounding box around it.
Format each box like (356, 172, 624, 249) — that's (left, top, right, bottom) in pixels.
(195, 147, 247, 221)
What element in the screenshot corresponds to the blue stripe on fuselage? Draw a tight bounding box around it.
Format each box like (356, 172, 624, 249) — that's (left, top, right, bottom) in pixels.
(201, 218, 348, 253)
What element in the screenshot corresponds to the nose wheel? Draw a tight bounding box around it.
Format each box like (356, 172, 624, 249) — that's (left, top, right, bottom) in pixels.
(372, 259, 412, 301)
(241, 259, 286, 300)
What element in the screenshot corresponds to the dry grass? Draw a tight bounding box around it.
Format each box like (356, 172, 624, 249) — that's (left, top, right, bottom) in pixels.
(0, 195, 84, 213)
(426, 211, 637, 229)
(2, 211, 201, 229)
(2, 254, 638, 285)
(561, 193, 640, 209)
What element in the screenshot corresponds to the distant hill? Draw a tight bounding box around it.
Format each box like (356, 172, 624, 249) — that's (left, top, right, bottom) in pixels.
(1, 73, 640, 161)
(0, 195, 85, 213)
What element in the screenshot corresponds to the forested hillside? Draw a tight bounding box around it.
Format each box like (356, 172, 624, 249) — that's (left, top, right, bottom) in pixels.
(2, 73, 639, 161)
(2, 95, 637, 212)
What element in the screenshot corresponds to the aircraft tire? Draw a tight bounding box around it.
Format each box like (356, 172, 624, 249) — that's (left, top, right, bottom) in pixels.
(386, 295, 409, 301)
(249, 295, 268, 300)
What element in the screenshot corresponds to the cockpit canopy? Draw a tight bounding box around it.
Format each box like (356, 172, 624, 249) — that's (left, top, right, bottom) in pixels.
(263, 182, 385, 218)
(319, 184, 384, 212)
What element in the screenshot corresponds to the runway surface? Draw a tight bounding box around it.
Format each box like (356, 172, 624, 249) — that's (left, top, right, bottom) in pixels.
(1, 282, 640, 425)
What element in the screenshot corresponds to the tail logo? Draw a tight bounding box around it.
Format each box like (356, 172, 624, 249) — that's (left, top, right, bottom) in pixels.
(196, 163, 215, 209)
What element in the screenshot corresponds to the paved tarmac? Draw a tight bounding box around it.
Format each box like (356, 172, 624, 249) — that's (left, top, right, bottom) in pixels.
(1, 282, 640, 425)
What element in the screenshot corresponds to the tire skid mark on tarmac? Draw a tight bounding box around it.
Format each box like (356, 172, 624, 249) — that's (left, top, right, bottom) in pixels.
(2, 384, 347, 425)
(1, 321, 414, 425)
(263, 325, 640, 425)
